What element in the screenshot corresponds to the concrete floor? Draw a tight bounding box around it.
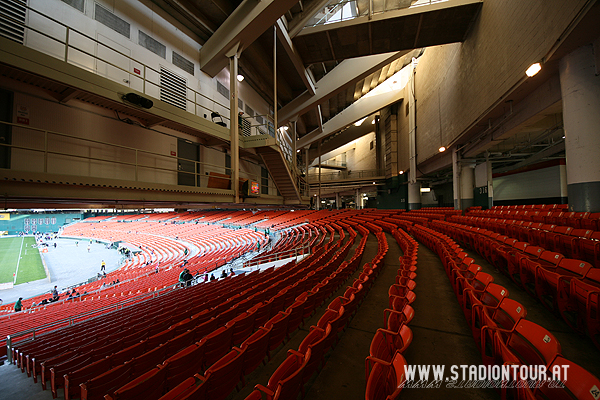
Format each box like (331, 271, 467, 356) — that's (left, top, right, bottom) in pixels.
(1, 229, 597, 400)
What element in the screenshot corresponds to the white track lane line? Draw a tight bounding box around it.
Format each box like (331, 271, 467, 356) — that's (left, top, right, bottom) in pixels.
(14, 236, 25, 284)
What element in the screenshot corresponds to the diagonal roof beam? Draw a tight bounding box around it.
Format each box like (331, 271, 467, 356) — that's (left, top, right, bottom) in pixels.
(493, 142, 566, 174)
(199, 0, 299, 77)
(288, 0, 332, 38)
(279, 50, 410, 126)
(298, 89, 403, 148)
(276, 18, 316, 96)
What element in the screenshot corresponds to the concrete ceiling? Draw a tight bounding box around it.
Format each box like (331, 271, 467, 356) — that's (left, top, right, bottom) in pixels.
(164, 0, 483, 141)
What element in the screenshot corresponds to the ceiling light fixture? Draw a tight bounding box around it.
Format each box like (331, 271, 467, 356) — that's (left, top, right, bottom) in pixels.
(420, 187, 431, 193)
(526, 63, 541, 77)
(439, 146, 446, 152)
(236, 74, 244, 82)
(399, 170, 404, 175)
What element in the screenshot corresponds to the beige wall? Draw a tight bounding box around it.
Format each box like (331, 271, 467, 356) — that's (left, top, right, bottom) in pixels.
(414, 0, 588, 164)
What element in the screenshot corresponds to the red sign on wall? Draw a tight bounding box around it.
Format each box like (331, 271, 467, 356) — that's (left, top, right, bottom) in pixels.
(134, 68, 141, 75)
(171, 151, 176, 156)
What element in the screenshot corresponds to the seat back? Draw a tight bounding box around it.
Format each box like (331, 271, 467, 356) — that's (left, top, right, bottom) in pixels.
(480, 283, 509, 308)
(204, 348, 245, 400)
(270, 350, 310, 400)
(163, 344, 205, 391)
(491, 298, 527, 332)
(535, 356, 600, 400)
(507, 320, 561, 367)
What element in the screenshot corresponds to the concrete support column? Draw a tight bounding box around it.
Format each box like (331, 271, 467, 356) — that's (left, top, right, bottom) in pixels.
(291, 120, 297, 171)
(408, 171, 421, 210)
(559, 44, 600, 212)
(229, 52, 240, 203)
(318, 140, 322, 207)
(356, 189, 360, 210)
(461, 165, 475, 211)
(452, 148, 460, 210)
(486, 156, 494, 209)
(336, 192, 340, 210)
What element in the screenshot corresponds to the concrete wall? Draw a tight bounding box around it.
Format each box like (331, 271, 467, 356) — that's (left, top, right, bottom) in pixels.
(7, 0, 274, 188)
(493, 161, 567, 205)
(414, 0, 589, 164)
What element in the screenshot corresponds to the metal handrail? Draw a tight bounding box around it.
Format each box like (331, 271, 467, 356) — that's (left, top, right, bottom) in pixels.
(3, 4, 282, 141)
(243, 242, 311, 269)
(307, 169, 384, 182)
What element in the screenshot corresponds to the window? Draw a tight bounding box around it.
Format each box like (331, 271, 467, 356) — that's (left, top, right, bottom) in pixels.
(95, 4, 130, 38)
(245, 104, 255, 118)
(160, 67, 186, 110)
(172, 52, 194, 76)
(139, 31, 166, 59)
(61, 0, 84, 12)
(217, 81, 229, 99)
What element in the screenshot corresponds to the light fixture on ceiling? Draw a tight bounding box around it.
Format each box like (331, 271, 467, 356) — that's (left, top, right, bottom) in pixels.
(526, 63, 541, 77)
(439, 146, 446, 152)
(372, 120, 376, 124)
(399, 170, 404, 175)
(372, 182, 376, 185)
(420, 187, 431, 193)
(236, 74, 244, 82)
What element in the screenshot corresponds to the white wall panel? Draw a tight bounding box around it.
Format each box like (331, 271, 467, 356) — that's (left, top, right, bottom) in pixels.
(493, 165, 562, 201)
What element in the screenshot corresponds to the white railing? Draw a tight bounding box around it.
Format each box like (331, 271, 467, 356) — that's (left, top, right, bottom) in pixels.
(307, 169, 384, 182)
(242, 242, 311, 269)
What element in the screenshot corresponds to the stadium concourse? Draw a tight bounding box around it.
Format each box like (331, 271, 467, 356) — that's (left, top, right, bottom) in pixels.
(0, 208, 599, 400)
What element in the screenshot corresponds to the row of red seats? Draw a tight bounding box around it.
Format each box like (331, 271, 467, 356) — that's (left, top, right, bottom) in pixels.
(14, 241, 330, 398)
(151, 219, 366, 399)
(431, 219, 600, 351)
(448, 215, 600, 268)
(239, 221, 373, 400)
(412, 223, 600, 400)
(365, 225, 418, 400)
(467, 208, 600, 230)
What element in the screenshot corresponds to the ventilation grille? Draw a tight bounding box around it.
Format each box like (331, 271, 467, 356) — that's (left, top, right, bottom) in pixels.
(172, 51, 194, 76)
(217, 81, 229, 99)
(245, 104, 254, 118)
(95, 4, 130, 38)
(139, 31, 166, 59)
(241, 118, 251, 137)
(0, 0, 26, 44)
(238, 98, 243, 110)
(258, 127, 266, 136)
(61, 0, 84, 12)
(256, 115, 264, 125)
(160, 67, 186, 110)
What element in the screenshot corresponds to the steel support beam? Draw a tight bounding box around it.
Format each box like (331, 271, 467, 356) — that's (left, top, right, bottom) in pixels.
(276, 18, 316, 95)
(278, 51, 409, 126)
(298, 90, 403, 148)
(199, 0, 298, 77)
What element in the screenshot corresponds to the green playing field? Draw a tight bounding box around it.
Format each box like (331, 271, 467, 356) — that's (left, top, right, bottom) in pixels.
(0, 237, 47, 285)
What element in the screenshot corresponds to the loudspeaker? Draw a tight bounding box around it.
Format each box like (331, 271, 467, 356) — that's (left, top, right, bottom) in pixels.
(123, 93, 153, 109)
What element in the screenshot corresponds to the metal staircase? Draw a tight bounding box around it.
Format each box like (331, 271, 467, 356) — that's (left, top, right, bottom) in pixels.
(255, 145, 302, 203)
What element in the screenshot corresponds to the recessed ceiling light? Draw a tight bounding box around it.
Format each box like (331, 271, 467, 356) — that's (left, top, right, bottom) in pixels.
(236, 74, 244, 82)
(526, 63, 541, 77)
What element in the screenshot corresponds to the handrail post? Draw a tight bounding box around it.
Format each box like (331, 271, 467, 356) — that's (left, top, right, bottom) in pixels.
(6, 335, 12, 364)
(44, 131, 48, 172)
(135, 149, 138, 181)
(64, 27, 70, 62)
